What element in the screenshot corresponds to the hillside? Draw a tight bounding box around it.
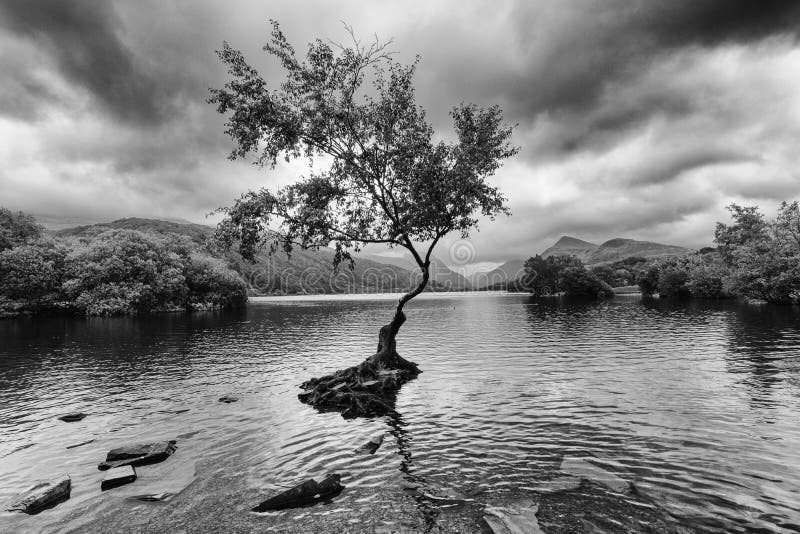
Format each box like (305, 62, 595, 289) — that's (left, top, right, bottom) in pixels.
(541, 235, 689, 266)
(541, 236, 599, 263)
(588, 238, 690, 264)
(357, 251, 471, 290)
(473, 259, 526, 289)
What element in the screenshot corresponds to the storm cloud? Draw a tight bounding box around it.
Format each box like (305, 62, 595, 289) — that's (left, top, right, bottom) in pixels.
(1, 0, 799, 262)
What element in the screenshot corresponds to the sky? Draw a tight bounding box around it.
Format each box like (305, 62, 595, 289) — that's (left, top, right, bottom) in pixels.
(1, 0, 799, 264)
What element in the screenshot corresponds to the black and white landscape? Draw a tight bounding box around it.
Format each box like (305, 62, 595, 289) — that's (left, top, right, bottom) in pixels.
(1, 2, 800, 533)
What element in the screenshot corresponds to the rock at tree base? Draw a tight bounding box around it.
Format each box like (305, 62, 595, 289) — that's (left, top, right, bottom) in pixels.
(98, 440, 177, 471)
(58, 413, 87, 422)
(101, 466, 137, 491)
(6, 474, 71, 514)
(218, 395, 238, 403)
(252, 474, 345, 511)
(482, 500, 543, 534)
(355, 433, 385, 455)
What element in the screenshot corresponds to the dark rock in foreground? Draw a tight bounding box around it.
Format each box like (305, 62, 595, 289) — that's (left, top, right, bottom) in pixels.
(6, 474, 71, 514)
(252, 474, 344, 512)
(58, 413, 87, 422)
(101, 466, 137, 491)
(218, 396, 238, 403)
(98, 440, 177, 471)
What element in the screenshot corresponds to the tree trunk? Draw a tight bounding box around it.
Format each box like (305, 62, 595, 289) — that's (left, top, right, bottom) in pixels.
(298, 265, 428, 418)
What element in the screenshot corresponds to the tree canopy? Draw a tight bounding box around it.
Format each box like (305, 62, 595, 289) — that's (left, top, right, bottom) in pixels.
(209, 22, 518, 283)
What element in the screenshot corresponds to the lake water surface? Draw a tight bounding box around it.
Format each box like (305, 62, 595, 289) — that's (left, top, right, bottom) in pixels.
(1, 293, 800, 533)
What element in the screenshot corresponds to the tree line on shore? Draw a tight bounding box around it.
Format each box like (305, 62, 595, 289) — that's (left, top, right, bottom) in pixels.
(509, 202, 800, 303)
(0, 208, 247, 318)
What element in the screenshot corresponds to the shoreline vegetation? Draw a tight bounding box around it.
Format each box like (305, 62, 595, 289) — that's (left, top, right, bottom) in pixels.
(0, 208, 247, 319)
(2, 201, 798, 318)
(500, 202, 800, 304)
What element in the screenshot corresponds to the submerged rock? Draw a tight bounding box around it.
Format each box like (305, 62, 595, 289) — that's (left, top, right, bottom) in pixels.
(98, 440, 177, 471)
(218, 396, 238, 403)
(559, 457, 629, 492)
(6, 474, 71, 514)
(252, 474, 345, 512)
(58, 413, 87, 422)
(101, 466, 137, 491)
(482, 500, 543, 534)
(65, 439, 95, 450)
(129, 492, 175, 502)
(355, 433, 385, 455)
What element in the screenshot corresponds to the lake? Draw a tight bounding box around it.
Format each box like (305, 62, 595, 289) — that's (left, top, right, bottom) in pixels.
(1, 293, 799, 533)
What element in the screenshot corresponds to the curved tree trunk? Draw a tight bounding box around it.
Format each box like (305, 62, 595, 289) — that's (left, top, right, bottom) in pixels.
(298, 265, 429, 418)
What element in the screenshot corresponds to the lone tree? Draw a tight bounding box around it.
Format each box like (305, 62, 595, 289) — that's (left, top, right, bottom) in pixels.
(210, 22, 518, 417)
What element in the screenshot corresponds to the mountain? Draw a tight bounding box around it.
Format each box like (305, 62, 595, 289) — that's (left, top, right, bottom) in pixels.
(357, 251, 471, 290)
(541, 235, 689, 266)
(473, 259, 526, 289)
(588, 238, 690, 265)
(56, 218, 418, 295)
(541, 236, 599, 263)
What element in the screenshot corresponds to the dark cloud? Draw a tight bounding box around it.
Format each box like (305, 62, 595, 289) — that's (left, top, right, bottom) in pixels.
(0, 0, 203, 126)
(0, 0, 798, 263)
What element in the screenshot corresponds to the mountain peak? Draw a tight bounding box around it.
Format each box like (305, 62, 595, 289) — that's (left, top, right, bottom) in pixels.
(553, 236, 598, 248)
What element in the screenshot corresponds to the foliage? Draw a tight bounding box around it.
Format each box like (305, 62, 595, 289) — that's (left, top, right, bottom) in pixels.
(656, 262, 690, 298)
(637, 265, 660, 297)
(561, 266, 615, 299)
(521, 254, 612, 298)
(209, 21, 517, 311)
(715, 202, 800, 303)
(589, 265, 616, 286)
(0, 208, 43, 251)
(185, 254, 248, 308)
(522, 254, 583, 296)
(0, 239, 68, 309)
(0, 210, 248, 317)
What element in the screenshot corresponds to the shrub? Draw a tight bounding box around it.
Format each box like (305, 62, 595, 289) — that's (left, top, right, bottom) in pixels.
(561, 266, 615, 299)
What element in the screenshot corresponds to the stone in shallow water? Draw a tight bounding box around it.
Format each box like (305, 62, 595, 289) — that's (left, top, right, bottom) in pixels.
(58, 413, 87, 422)
(98, 440, 177, 471)
(7, 474, 71, 514)
(129, 492, 175, 502)
(482, 500, 543, 534)
(218, 395, 238, 403)
(252, 474, 345, 512)
(355, 433, 385, 455)
(560, 457, 629, 492)
(101, 466, 137, 491)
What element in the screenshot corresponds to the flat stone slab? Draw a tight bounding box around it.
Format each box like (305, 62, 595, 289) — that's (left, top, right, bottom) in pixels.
(58, 413, 87, 422)
(560, 457, 629, 492)
(355, 433, 384, 455)
(252, 474, 344, 512)
(98, 440, 177, 471)
(101, 466, 137, 491)
(218, 395, 238, 403)
(6, 474, 71, 514)
(482, 500, 543, 534)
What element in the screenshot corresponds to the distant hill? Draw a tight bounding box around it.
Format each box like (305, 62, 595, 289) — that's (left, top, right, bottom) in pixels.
(358, 251, 471, 290)
(541, 236, 599, 263)
(473, 259, 526, 289)
(587, 238, 690, 265)
(56, 217, 213, 245)
(541, 235, 689, 266)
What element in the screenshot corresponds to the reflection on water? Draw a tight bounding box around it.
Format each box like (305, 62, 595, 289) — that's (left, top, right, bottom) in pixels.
(1, 294, 799, 532)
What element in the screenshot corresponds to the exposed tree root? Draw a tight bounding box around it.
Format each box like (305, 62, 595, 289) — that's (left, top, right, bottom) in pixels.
(298, 311, 421, 418)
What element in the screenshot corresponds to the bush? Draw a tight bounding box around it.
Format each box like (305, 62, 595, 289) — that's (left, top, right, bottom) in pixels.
(657, 266, 690, 298)
(637, 265, 660, 297)
(0, 239, 68, 310)
(561, 266, 615, 299)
